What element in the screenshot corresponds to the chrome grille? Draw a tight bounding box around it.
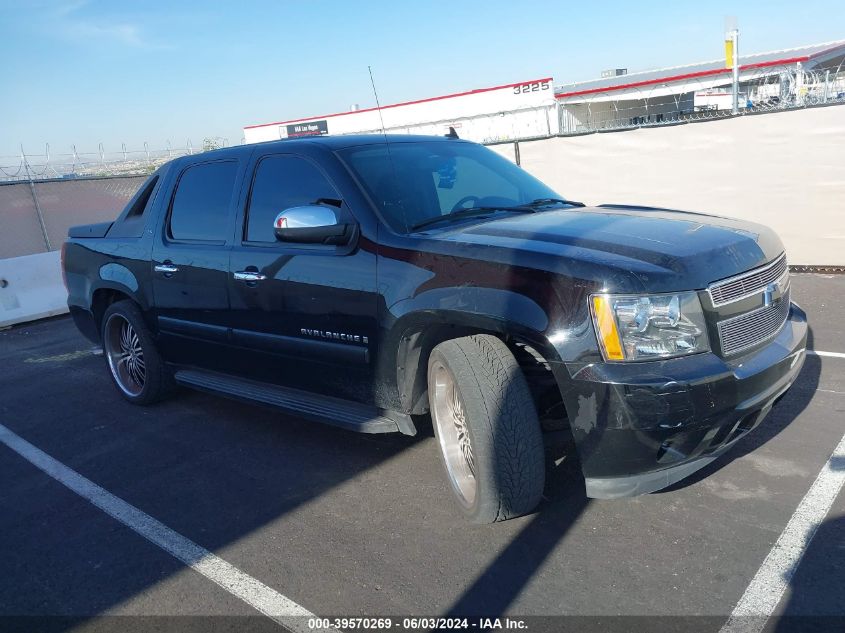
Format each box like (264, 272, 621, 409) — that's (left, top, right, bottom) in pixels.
(717, 287, 791, 356)
(709, 254, 788, 306)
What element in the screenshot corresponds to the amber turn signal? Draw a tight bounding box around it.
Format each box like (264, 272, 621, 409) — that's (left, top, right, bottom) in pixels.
(592, 295, 625, 361)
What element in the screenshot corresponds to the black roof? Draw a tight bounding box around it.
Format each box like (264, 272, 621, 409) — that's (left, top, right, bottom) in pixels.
(178, 134, 465, 165)
(254, 133, 464, 150)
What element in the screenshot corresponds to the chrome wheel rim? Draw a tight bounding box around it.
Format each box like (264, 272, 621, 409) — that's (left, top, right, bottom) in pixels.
(104, 314, 146, 397)
(430, 360, 476, 508)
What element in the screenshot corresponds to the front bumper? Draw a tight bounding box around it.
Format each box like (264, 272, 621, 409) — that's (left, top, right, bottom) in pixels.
(554, 302, 808, 499)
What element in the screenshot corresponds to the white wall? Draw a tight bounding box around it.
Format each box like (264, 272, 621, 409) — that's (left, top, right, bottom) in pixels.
(516, 105, 845, 265)
(244, 78, 557, 144)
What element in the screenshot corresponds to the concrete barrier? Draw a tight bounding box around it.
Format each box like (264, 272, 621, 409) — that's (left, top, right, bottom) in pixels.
(0, 251, 68, 328)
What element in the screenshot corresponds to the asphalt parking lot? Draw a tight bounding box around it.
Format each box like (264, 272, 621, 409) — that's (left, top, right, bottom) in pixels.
(1, 274, 843, 633)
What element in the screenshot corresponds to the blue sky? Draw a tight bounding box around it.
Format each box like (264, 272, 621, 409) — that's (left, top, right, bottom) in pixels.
(2, 0, 844, 159)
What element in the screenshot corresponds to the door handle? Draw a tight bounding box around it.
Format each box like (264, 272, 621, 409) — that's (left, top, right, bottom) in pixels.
(233, 271, 267, 282)
(154, 264, 179, 274)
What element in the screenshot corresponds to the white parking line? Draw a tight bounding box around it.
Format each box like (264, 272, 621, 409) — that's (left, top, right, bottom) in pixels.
(720, 431, 845, 633)
(0, 423, 327, 633)
(807, 349, 845, 359)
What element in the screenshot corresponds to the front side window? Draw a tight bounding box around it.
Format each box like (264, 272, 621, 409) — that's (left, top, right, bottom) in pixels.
(245, 155, 340, 243)
(338, 141, 561, 232)
(169, 161, 238, 241)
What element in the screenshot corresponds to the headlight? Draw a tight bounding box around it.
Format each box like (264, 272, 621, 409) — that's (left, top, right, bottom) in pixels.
(590, 291, 709, 361)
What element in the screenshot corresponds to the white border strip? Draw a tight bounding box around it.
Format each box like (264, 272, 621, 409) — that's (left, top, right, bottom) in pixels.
(720, 431, 845, 633)
(0, 423, 327, 633)
(807, 350, 845, 359)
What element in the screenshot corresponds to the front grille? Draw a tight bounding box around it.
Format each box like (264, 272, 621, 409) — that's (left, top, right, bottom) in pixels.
(709, 254, 788, 306)
(717, 287, 791, 356)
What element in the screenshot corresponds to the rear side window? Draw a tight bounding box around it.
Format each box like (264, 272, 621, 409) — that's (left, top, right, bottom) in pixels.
(169, 161, 238, 241)
(245, 155, 339, 243)
(126, 175, 159, 218)
(108, 174, 160, 238)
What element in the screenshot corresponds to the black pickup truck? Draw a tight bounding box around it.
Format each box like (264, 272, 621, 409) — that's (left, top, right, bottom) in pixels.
(63, 134, 807, 523)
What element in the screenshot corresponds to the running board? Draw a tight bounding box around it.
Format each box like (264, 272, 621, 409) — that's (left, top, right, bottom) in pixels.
(174, 369, 414, 435)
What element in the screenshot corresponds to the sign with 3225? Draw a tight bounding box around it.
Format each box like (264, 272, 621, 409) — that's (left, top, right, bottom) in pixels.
(513, 81, 550, 94)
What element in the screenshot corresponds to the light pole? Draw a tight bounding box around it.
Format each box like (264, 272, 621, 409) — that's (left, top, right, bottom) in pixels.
(725, 17, 740, 114)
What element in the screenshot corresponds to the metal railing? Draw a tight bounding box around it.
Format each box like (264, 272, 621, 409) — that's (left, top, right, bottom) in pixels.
(557, 63, 845, 135)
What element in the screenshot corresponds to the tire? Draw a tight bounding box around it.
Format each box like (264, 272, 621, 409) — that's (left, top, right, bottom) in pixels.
(101, 300, 173, 405)
(427, 334, 545, 523)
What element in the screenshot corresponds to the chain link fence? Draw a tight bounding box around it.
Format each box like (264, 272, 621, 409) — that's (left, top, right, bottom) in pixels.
(0, 176, 147, 258)
(0, 140, 231, 259)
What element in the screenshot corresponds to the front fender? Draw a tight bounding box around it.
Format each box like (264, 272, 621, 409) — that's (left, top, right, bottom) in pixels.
(390, 285, 550, 333)
(380, 286, 563, 413)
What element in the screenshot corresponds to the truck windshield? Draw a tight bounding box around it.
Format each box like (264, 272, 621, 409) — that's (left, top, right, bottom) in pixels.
(337, 141, 564, 233)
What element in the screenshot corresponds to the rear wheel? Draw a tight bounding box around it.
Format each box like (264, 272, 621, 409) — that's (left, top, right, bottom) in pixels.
(428, 335, 545, 523)
(101, 300, 173, 405)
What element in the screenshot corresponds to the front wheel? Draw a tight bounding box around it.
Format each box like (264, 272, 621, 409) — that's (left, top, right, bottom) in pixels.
(428, 335, 545, 523)
(101, 300, 173, 405)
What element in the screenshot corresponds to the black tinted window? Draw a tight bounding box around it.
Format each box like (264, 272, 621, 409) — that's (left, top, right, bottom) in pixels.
(125, 175, 159, 218)
(109, 174, 161, 238)
(246, 155, 339, 243)
(170, 161, 238, 241)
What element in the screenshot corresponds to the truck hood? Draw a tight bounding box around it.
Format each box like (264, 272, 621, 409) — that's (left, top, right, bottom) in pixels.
(434, 205, 785, 293)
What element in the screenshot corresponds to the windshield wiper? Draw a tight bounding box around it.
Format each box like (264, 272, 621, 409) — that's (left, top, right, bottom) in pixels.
(410, 207, 531, 232)
(522, 197, 586, 208)
(409, 198, 585, 232)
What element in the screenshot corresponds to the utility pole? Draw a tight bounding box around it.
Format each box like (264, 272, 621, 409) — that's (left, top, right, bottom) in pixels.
(725, 17, 740, 114)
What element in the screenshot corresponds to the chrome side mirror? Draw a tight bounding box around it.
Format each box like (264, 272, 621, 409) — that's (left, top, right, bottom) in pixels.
(273, 205, 353, 245)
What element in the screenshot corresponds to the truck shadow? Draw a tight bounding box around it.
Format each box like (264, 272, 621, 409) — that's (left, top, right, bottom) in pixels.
(444, 456, 589, 618)
(0, 307, 825, 629)
(1, 317, 430, 629)
(773, 514, 845, 631)
(443, 324, 822, 621)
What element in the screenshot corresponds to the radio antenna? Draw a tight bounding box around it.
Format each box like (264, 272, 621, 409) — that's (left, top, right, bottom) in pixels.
(367, 66, 409, 232)
(368, 65, 388, 137)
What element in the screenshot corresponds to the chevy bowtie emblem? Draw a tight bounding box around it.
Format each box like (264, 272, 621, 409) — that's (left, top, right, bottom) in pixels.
(763, 281, 781, 308)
